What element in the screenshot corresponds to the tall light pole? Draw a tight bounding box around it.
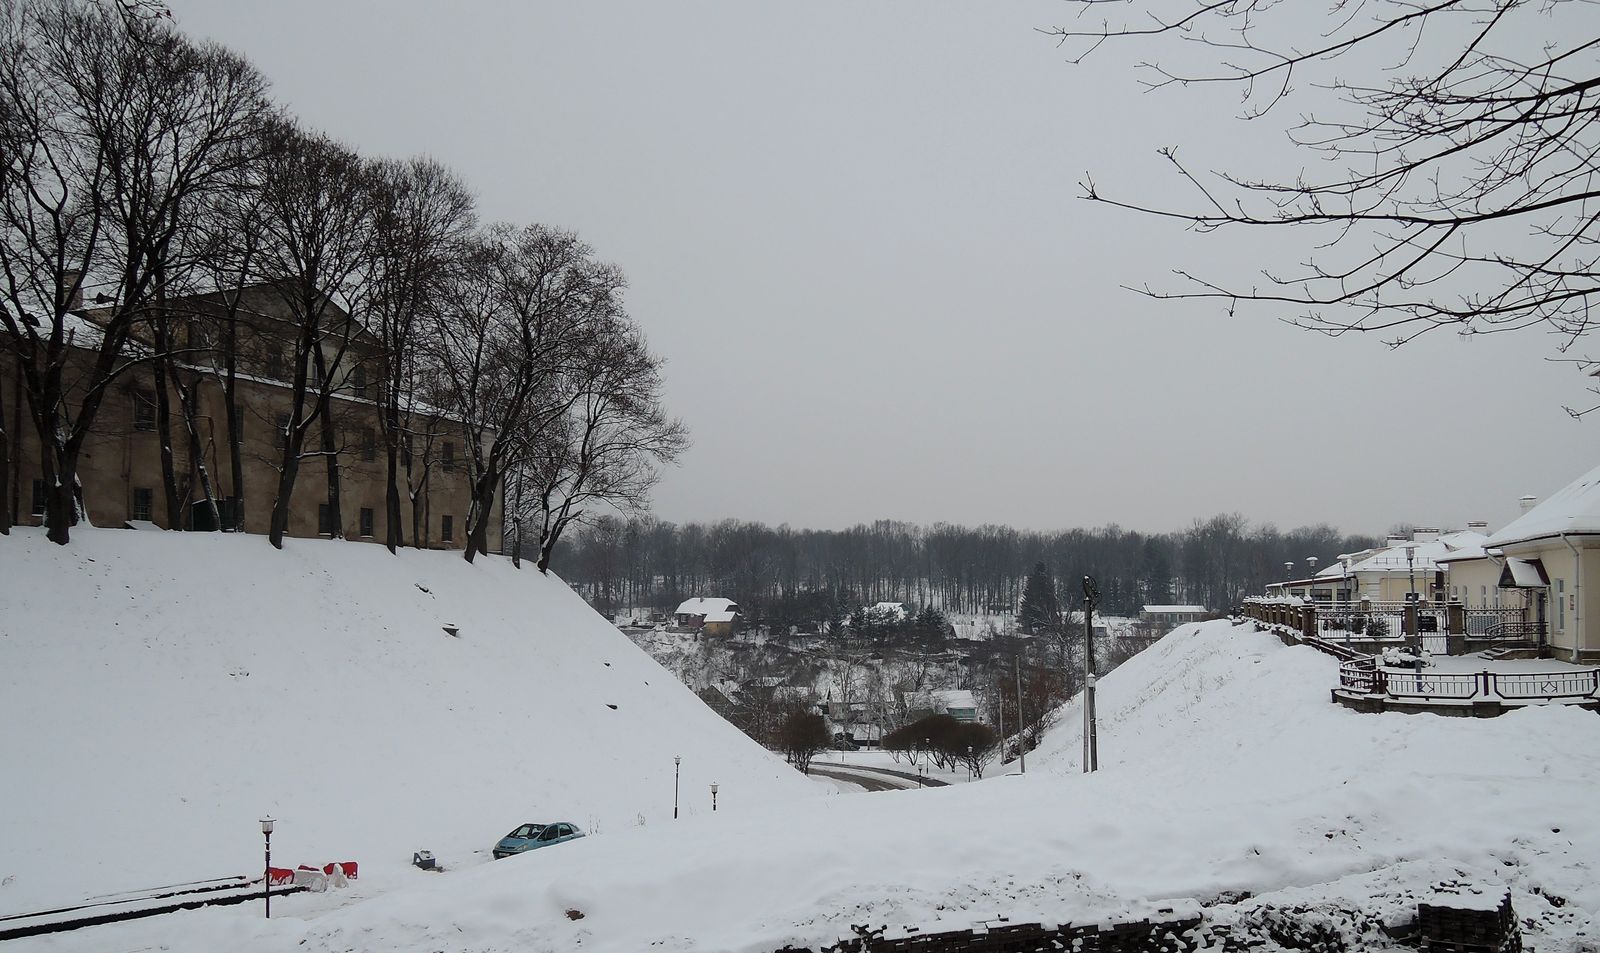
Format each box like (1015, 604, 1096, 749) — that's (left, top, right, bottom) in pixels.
(673, 756, 681, 819)
(710, 782, 718, 812)
(1013, 652, 1026, 774)
(1082, 575, 1100, 773)
(260, 817, 274, 918)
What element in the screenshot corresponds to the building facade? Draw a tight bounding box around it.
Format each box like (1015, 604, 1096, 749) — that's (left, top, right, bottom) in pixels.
(3, 284, 500, 552)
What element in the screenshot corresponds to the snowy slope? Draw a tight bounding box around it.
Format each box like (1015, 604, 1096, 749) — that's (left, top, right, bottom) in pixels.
(0, 527, 815, 917)
(16, 618, 1599, 953)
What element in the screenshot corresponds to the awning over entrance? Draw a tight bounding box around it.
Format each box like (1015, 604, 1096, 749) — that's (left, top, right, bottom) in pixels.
(1499, 557, 1550, 588)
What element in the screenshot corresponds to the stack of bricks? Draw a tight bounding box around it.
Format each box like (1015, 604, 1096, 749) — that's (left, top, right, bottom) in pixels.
(771, 905, 1253, 953)
(1417, 890, 1521, 953)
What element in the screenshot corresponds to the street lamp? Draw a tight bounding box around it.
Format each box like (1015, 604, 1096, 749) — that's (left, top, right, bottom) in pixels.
(673, 756, 681, 819)
(259, 817, 274, 918)
(710, 782, 718, 812)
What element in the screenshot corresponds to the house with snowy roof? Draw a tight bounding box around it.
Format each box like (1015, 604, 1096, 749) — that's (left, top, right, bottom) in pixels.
(903, 689, 979, 723)
(674, 597, 742, 636)
(1480, 465, 1600, 663)
(1269, 528, 1497, 606)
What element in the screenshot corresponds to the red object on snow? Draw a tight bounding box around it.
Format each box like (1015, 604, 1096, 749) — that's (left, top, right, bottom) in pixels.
(321, 861, 358, 880)
(267, 867, 295, 886)
(297, 864, 319, 871)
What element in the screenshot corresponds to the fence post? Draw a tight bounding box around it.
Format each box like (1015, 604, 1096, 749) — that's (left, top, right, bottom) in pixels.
(1404, 603, 1418, 637)
(1447, 602, 1465, 635)
(1302, 605, 1316, 641)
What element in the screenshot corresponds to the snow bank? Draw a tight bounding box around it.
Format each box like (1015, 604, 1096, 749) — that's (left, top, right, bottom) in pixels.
(0, 527, 814, 917)
(12, 616, 1600, 953)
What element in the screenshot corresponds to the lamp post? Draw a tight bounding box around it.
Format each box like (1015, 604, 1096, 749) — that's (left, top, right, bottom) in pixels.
(673, 756, 681, 819)
(260, 817, 274, 918)
(1082, 575, 1100, 774)
(710, 782, 718, 812)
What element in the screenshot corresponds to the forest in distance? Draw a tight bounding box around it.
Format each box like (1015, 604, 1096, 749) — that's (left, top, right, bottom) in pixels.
(554, 513, 1384, 626)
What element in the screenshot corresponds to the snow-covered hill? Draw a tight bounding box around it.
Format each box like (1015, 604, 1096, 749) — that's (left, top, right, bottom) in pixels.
(12, 617, 1600, 953)
(0, 527, 815, 917)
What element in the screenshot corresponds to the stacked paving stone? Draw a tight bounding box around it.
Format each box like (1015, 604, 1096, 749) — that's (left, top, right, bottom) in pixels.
(1418, 890, 1521, 953)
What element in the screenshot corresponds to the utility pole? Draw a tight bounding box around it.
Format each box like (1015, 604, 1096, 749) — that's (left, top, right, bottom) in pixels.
(1014, 652, 1026, 774)
(1082, 575, 1100, 773)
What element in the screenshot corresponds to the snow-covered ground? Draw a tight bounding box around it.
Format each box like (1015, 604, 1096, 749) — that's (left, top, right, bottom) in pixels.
(0, 527, 816, 920)
(14, 615, 1599, 952)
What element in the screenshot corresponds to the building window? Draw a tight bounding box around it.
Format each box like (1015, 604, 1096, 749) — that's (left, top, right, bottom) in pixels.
(230, 405, 245, 441)
(265, 348, 286, 381)
(358, 426, 376, 462)
(1557, 579, 1566, 632)
(318, 503, 335, 536)
(132, 390, 157, 431)
(186, 319, 211, 349)
(442, 441, 456, 472)
(441, 514, 454, 544)
(359, 507, 374, 538)
(402, 433, 413, 469)
(275, 412, 291, 451)
(30, 479, 46, 517)
(351, 364, 368, 399)
(131, 487, 153, 522)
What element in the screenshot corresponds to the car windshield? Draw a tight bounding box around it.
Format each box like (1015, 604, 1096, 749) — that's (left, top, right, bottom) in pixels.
(508, 824, 544, 839)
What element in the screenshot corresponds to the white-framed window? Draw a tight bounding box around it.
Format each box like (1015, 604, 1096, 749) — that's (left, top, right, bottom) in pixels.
(1557, 579, 1566, 632)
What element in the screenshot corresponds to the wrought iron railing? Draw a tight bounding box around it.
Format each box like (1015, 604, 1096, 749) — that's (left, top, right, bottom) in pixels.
(1336, 663, 1600, 704)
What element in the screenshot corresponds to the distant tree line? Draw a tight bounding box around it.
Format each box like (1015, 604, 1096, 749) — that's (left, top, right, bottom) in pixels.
(559, 515, 1377, 622)
(0, 0, 685, 560)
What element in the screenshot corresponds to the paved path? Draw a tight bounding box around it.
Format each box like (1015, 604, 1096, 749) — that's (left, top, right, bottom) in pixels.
(825, 761, 951, 788)
(807, 766, 904, 792)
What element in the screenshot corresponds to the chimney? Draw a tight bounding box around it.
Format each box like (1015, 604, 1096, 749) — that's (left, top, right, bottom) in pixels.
(60, 270, 84, 312)
(1466, 520, 1488, 532)
(1386, 534, 1406, 548)
(1412, 527, 1441, 544)
(1519, 495, 1538, 515)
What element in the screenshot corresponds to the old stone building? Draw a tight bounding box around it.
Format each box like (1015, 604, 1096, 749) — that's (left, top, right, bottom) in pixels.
(2, 282, 501, 552)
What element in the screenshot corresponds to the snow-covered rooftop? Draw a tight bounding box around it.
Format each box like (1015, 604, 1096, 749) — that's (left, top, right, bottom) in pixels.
(1486, 461, 1600, 547)
(702, 609, 738, 624)
(1345, 530, 1488, 575)
(675, 597, 740, 616)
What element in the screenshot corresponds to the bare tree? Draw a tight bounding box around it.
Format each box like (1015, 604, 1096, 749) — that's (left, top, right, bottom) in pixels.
(1046, 0, 1600, 404)
(367, 157, 475, 553)
(431, 224, 622, 563)
(0, 0, 267, 543)
(517, 319, 688, 572)
(251, 122, 376, 549)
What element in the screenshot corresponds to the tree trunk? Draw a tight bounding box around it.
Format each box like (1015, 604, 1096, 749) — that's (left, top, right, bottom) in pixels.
(463, 463, 497, 563)
(151, 322, 183, 529)
(313, 348, 341, 538)
(268, 450, 299, 549)
(383, 417, 403, 553)
(222, 313, 244, 532)
(174, 368, 219, 531)
(0, 376, 10, 536)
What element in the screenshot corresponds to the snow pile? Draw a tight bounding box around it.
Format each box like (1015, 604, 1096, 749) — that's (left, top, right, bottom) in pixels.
(12, 617, 1600, 953)
(0, 527, 814, 918)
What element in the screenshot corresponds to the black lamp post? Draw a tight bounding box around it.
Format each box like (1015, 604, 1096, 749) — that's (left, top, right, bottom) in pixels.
(260, 817, 274, 918)
(710, 782, 718, 812)
(673, 756, 681, 819)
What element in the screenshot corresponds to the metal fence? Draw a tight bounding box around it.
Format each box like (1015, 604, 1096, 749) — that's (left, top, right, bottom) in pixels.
(1338, 663, 1600, 704)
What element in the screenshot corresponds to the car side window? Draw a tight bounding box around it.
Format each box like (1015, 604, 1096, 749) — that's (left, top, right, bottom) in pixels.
(540, 825, 561, 841)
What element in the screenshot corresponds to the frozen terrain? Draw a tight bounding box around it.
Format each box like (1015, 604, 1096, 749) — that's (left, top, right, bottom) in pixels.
(11, 614, 1598, 952)
(0, 527, 816, 920)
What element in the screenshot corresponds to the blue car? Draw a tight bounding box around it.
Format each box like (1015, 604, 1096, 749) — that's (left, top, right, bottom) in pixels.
(492, 821, 584, 859)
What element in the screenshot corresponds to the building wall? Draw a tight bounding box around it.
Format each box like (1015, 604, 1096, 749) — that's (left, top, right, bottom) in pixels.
(1496, 539, 1598, 662)
(3, 325, 501, 554)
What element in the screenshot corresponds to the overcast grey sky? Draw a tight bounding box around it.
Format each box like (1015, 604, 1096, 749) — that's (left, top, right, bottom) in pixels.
(174, 1, 1595, 537)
